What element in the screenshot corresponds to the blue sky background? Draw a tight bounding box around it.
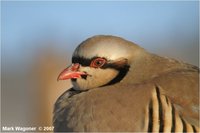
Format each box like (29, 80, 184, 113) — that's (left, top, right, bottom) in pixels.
(1, 1, 199, 66)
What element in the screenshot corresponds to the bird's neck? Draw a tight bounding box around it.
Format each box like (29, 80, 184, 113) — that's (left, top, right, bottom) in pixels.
(122, 52, 185, 85)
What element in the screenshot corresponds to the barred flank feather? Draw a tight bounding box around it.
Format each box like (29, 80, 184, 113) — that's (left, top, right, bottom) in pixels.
(147, 85, 199, 133)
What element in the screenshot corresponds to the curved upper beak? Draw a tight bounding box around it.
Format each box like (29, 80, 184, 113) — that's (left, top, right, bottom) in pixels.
(57, 63, 87, 81)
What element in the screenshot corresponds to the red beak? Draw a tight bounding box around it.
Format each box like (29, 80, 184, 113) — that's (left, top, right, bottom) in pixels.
(57, 63, 87, 81)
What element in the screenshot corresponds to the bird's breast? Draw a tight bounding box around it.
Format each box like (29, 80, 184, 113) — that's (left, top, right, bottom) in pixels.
(63, 85, 154, 132)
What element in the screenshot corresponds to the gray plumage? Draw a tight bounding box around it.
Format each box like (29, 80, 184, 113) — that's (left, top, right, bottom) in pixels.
(54, 35, 199, 132)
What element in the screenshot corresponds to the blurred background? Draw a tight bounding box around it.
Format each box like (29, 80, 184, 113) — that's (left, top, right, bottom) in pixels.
(1, 1, 199, 131)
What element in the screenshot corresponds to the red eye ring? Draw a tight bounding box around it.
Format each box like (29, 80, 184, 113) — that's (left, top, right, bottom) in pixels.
(90, 58, 106, 68)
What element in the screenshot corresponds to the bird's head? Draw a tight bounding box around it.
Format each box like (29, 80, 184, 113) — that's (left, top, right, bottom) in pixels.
(57, 35, 144, 91)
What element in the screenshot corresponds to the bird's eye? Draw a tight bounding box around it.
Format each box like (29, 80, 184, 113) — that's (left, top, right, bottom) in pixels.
(90, 58, 106, 68)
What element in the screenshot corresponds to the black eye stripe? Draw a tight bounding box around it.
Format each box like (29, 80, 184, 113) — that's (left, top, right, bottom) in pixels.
(72, 56, 129, 70)
(72, 56, 91, 66)
(72, 56, 107, 66)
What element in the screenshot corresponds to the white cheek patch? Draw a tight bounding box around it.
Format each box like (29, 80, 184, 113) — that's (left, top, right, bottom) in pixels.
(72, 67, 119, 90)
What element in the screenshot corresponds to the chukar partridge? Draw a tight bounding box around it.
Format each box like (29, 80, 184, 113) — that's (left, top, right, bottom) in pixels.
(54, 35, 199, 132)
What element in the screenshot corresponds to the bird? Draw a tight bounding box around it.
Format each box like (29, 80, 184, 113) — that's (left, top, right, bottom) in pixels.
(53, 35, 199, 132)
